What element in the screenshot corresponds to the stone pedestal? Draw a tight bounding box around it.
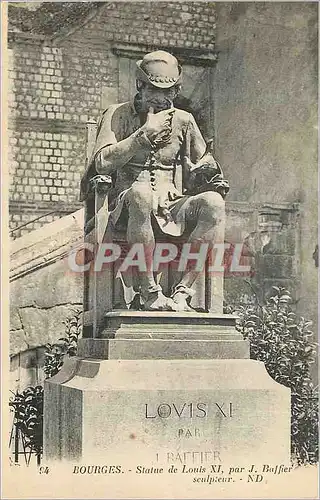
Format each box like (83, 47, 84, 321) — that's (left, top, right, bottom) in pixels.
(44, 358, 290, 465)
(79, 311, 250, 360)
(44, 312, 291, 466)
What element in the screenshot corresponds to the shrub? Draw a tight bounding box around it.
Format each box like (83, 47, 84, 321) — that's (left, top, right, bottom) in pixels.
(234, 286, 318, 465)
(9, 386, 43, 465)
(43, 309, 82, 379)
(10, 309, 82, 465)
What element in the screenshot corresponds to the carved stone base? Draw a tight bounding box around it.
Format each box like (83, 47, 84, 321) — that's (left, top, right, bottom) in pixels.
(44, 312, 290, 469)
(79, 311, 250, 360)
(44, 358, 291, 465)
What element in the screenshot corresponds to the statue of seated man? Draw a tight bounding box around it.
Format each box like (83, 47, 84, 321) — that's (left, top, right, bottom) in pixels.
(80, 50, 229, 312)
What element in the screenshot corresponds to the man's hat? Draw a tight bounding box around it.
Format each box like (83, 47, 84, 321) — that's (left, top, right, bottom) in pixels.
(136, 50, 182, 89)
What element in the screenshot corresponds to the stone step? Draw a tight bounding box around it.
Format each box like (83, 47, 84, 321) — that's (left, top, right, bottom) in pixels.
(80, 310, 249, 360)
(83, 309, 238, 327)
(100, 328, 242, 340)
(77, 337, 250, 360)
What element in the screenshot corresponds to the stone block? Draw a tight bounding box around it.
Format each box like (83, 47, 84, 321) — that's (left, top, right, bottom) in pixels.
(261, 255, 293, 279)
(18, 304, 80, 350)
(224, 276, 255, 307)
(10, 329, 28, 356)
(10, 259, 83, 309)
(10, 306, 22, 330)
(44, 358, 290, 466)
(78, 337, 249, 360)
(263, 227, 296, 256)
(81, 311, 249, 359)
(99, 311, 240, 337)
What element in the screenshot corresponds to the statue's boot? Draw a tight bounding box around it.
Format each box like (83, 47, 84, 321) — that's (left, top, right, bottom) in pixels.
(171, 285, 195, 312)
(142, 285, 176, 311)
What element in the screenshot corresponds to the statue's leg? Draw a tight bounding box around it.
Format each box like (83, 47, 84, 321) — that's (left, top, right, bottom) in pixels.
(170, 191, 225, 311)
(125, 182, 175, 311)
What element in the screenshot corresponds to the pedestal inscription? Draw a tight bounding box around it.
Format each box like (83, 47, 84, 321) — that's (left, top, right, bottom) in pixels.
(44, 358, 290, 466)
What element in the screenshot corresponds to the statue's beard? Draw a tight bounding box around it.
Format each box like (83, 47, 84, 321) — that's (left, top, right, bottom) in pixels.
(134, 93, 173, 114)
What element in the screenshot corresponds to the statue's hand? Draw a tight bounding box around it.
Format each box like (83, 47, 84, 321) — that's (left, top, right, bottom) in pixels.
(184, 156, 218, 191)
(184, 155, 218, 175)
(167, 186, 182, 201)
(158, 186, 181, 211)
(183, 155, 230, 198)
(157, 186, 181, 222)
(141, 107, 175, 145)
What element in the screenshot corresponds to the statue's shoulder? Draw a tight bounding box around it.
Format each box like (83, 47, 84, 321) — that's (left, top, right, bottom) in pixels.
(173, 108, 197, 130)
(173, 107, 193, 120)
(100, 101, 132, 117)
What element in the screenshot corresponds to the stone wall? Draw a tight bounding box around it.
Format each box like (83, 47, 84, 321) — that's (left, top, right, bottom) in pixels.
(65, 2, 216, 50)
(10, 209, 84, 390)
(224, 202, 300, 308)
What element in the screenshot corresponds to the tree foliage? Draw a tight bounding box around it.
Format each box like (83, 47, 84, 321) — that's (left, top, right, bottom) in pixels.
(234, 286, 318, 465)
(10, 309, 82, 464)
(43, 310, 82, 379)
(9, 385, 43, 460)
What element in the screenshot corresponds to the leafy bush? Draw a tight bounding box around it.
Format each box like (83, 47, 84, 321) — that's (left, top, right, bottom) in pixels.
(234, 286, 318, 465)
(9, 385, 43, 464)
(43, 309, 82, 379)
(10, 309, 82, 465)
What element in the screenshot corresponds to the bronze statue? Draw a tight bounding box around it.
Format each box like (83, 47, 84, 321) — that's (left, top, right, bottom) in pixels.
(81, 51, 229, 312)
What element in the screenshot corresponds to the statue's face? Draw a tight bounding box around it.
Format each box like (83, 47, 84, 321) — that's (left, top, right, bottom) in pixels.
(137, 81, 179, 113)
